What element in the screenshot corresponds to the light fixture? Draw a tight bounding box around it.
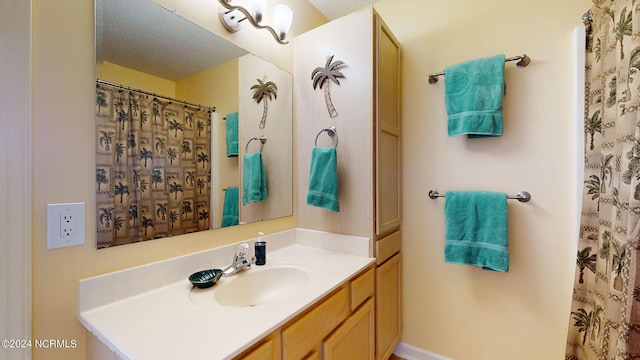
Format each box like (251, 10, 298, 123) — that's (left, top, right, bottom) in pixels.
(218, 0, 293, 45)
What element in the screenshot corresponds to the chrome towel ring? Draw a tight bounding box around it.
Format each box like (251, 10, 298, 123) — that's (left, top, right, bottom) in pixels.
(245, 135, 267, 153)
(314, 126, 338, 148)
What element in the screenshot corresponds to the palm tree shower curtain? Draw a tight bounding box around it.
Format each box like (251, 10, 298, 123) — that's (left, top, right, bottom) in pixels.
(96, 82, 211, 248)
(566, 2, 640, 359)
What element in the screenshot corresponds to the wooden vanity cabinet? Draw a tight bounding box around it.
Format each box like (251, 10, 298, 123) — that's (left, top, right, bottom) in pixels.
(235, 266, 375, 360)
(239, 333, 281, 360)
(304, 352, 321, 360)
(374, 12, 402, 360)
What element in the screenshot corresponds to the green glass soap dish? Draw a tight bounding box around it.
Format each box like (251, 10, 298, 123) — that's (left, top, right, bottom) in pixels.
(189, 269, 223, 289)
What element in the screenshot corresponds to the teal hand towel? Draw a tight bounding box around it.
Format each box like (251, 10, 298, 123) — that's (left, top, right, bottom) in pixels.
(445, 54, 506, 138)
(306, 146, 339, 212)
(221, 186, 239, 227)
(444, 191, 509, 272)
(242, 152, 267, 205)
(225, 112, 238, 157)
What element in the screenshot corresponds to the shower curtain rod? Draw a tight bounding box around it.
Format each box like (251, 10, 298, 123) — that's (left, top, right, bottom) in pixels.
(96, 79, 216, 112)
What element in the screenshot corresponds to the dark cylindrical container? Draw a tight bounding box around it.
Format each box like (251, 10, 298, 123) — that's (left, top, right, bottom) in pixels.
(255, 241, 266, 265)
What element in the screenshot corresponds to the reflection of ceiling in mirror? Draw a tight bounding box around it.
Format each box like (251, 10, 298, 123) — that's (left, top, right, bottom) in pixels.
(95, 0, 248, 81)
(308, 0, 379, 20)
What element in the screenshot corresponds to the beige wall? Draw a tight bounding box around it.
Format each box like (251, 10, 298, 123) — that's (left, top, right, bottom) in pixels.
(374, 0, 587, 359)
(27, 0, 587, 359)
(97, 61, 176, 97)
(2, 1, 32, 359)
(30, 1, 325, 359)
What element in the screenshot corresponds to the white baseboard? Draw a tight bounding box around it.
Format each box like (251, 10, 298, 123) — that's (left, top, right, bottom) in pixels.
(393, 342, 453, 360)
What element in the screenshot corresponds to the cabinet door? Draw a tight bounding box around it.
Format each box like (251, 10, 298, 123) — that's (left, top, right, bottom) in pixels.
(304, 351, 320, 360)
(376, 252, 402, 360)
(375, 13, 402, 237)
(323, 298, 375, 360)
(239, 339, 274, 360)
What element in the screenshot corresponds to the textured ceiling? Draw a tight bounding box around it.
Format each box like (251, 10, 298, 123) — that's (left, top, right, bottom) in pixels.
(95, 0, 248, 81)
(95, 0, 378, 82)
(308, 0, 379, 20)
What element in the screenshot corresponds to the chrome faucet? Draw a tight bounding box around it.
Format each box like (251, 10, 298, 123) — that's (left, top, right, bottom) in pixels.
(222, 243, 256, 277)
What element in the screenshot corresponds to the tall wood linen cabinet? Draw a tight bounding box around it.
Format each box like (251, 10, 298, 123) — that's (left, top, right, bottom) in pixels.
(295, 7, 402, 360)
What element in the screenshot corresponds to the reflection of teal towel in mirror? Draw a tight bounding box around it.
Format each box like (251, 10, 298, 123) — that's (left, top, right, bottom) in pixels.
(242, 152, 267, 205)
(306, 146, 339, 212)
(445, 54, 505, 138)
(225, 112, 238, 157)
(444, 191, 509, 272)
(221, 186, 239, 227)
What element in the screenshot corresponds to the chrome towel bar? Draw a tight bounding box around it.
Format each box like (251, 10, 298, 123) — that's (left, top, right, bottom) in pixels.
(428, 54, 530, 84)
(428, 190, 531, 203)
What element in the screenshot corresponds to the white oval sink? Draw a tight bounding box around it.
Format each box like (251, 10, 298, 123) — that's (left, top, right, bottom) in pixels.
(213, 265, 311, 307)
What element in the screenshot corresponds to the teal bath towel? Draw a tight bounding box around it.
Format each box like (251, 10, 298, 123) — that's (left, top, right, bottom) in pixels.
(221, 186, 239, 228)
(225, 112, 239, 157)
(444, 54, 506, 138)
(242, 152, 267, 205)
(306, 146, 339, 212)
(444, 191, 509, 272)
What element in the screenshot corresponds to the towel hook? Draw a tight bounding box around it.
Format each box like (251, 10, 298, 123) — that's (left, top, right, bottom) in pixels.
(314, 126, 339, 148)
(245, 135, 267, 153)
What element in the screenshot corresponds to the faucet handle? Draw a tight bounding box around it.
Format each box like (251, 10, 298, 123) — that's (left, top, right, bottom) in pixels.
(235, 243, 250, 258)
(239, 256, 256, 270)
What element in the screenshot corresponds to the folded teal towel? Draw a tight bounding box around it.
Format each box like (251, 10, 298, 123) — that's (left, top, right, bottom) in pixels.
(221, 186, 239, 227)
(306, 146, 339, 212)
(445, 54, 506, 138)
(225, 112, 238, 157)
(242, 152, 267, 205)
(444, 191, 509, 272)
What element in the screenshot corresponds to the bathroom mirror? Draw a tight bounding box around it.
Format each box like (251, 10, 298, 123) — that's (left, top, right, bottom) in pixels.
(95, 0, 293, 248)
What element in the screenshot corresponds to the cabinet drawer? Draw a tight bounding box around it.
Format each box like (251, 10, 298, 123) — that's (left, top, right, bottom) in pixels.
(350, 266, 374, 311)
(282, 286, 349, 360)
(234, 330, 281, 360)
(375, 230, 401, 265)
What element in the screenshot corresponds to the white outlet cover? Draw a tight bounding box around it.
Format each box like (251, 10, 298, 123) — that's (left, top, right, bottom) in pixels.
(47, 202, 86, 249)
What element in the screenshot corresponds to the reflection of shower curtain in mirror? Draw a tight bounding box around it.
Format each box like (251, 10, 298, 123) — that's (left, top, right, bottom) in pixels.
(95, 83, 211, 248)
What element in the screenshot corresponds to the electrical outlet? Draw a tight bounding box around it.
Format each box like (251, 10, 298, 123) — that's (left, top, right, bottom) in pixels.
(47, 202, 85, 249)
(60, 213, 76, 237)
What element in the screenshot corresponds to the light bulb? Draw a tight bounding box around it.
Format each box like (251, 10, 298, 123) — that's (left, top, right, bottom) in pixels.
(272, 4, 292, 41)
(247, 0, 268, 23)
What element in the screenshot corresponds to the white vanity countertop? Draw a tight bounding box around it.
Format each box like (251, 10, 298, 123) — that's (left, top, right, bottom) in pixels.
(78, 229, 374, 360)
